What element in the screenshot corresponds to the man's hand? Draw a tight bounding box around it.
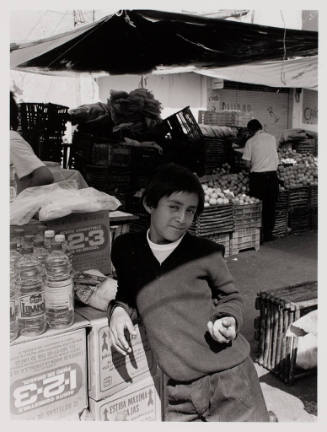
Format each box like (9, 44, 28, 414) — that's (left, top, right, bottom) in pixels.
(109, 307, 137, 355)
(207, 316, 236, 344)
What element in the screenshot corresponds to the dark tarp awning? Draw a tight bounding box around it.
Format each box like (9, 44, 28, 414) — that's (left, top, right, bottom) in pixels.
(10, 9, 318, 75)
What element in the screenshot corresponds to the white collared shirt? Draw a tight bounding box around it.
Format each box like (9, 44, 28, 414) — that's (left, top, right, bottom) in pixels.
(242, 130, 279, 172)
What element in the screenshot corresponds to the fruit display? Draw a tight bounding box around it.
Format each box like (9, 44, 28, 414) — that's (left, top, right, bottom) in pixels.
(206, 163, 250, 196)
(277, 150, 317, 188)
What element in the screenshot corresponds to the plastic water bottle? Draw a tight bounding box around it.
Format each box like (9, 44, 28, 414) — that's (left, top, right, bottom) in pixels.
(16, 254, 47, 336)
(55, 234, 73, 268)
(44, 230, 55, 253)
(21, 234, 34, 256)
(33, 237, 48, 279)
(12, 227, 24, 252)
(10, 240, 21, 341)
(45, 246, 74, 329)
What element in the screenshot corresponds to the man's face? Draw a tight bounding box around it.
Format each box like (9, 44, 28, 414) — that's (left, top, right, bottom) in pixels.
(145, 191, 199, 244)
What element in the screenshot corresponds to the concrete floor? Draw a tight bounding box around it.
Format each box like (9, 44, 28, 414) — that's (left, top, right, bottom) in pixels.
(225, 230, 318, 422)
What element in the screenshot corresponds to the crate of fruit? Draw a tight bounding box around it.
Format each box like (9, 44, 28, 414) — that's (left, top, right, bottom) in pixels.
(254, 281, 317, 384)
(190, 204, 234, 236)
(229, 227, 260, 256)
(288, 186, 310, 210)
(309, 184, 318, 208)
(232, 200, 262, 229)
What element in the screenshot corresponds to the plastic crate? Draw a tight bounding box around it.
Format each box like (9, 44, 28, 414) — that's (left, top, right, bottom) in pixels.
(229, 227, 260, 256)
(254, 281, 317, 384)
(163, 106, 203, 141)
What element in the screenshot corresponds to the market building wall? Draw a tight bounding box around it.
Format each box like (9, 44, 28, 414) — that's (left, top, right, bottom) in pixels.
(289, 89, 318, 133)
(96, 72, 207, 119)
(207, 81, 290, 139)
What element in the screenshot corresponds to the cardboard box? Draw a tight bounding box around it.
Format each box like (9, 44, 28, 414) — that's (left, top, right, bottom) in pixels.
(11, 210, 111, 275)
(10, 327, 88, 420)
(88, 374, 162, 421)
(75, 306, 157, 401)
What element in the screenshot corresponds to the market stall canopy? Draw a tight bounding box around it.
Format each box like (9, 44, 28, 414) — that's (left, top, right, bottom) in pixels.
(10, 9, 318, 76)
(153, 56, 318, 89)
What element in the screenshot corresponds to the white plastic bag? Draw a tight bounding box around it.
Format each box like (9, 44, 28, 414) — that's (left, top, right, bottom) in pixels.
(10, 182, 121, 225)
(286, 310, 317, 370)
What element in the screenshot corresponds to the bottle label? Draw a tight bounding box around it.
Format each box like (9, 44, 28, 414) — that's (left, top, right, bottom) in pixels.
(45, 282, 73, 308)
(18, 292, 45, 318)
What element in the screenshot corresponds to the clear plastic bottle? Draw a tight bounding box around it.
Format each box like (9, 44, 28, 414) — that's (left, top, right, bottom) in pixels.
(45, 247, 74, 329)
(33, 237, 48, 279)
(44, 230, 55, 253)
(10, 240, 21, 341)
(21, 234, 34, 256)
(54, 234, 73, 268)
(16, 254, 47, 336)
(13, 227, 25, 252)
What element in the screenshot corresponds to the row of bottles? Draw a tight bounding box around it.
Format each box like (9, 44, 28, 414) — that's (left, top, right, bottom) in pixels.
(10, 229, 74, 341)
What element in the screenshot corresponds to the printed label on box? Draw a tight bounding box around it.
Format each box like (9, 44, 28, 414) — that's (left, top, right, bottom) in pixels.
(10, 328, 87, 420)
(96, 323, 156, 397)
(46, 211, 111, 274)
(89, 375, 162, 421)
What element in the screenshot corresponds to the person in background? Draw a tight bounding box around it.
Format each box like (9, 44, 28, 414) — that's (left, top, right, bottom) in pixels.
(10, 91, 54, 194)
(107, 163, 270, 422)
(242, 119, 279, 242)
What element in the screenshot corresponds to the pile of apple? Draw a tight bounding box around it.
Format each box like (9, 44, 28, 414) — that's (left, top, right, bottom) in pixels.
(203, 184, 233, 207)
(231, 194, 260, 206)
(277, 149, 317, 188)
(210, 165, 250, 195)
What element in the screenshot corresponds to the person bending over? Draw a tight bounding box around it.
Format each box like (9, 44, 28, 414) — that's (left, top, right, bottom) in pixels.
(10, 91, 53, 193)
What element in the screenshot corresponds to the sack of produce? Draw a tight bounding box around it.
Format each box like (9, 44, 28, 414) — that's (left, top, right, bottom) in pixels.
(74, 269, 117, 311)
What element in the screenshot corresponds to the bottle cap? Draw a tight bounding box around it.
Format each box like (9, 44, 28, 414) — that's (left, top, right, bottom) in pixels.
(44, 230, 55, 238)
(55, 234, 65, 242)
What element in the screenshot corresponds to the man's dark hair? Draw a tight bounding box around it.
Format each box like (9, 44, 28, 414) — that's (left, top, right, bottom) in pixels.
(247, 119, 262, 133)
(10, 91, 19, 131)
(143, 163, 204, 217)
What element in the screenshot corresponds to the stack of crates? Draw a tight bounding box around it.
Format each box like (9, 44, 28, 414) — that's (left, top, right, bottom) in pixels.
(19, 102, 69, 163)
(273, 189, 289, 238)
(254, 281, 317, 384)
(288, 186, 311, 233)
(189, 204, 234, 257)
(230, 201, 262, 255)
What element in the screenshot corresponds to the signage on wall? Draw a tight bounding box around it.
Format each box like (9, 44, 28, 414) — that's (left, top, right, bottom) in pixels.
(211, 79, 224, 90)
(302, 89, 318, 125)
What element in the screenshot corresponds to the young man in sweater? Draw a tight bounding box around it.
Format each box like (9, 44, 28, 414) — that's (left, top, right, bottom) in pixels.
(107, 163, 269, 422)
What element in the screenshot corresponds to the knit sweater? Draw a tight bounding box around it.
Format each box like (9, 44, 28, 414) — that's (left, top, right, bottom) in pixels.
(108, 231, 250, 382)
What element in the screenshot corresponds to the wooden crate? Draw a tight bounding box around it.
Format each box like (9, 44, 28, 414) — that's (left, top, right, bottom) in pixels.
(254, 281, 317, 384)
(233, 202, 262, 229)
(288, 186, 310, 210)
(272, 209, 289, 238)
(309, 185, 318, 208)
(229, 227, 260, 256)
(206, 232, 231, 257)
(189, 204, 234, 236)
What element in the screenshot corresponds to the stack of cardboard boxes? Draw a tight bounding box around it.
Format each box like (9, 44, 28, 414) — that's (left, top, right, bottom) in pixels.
(76, 307, 163, 421)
